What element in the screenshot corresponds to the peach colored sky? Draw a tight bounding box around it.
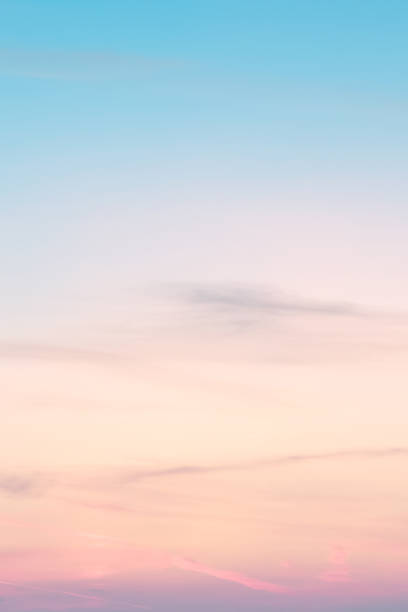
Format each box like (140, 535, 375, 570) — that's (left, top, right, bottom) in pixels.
(2, 294, 408, 610)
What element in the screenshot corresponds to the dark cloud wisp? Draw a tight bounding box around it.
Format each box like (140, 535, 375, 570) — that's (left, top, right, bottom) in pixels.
(179, 285, 364, 318)
(118, 447, 408, 485)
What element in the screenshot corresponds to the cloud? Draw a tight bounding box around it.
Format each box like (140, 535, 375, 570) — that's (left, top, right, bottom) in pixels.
(0, 49, 170, 80)
(1, 447, 406, 506)
(0, 474, 41, 496)
(78, 537, 288, 597)
(118, 447, 408, 484)
(0, 341, 120, 364)
(174, 284, 365, 319)
(62, 498, 133, 514)
(0, 579, 150, 609)
(0, 471, 56, 497)
(319, 545, 352, 584)
(172, 556, 289, 593)
(0, 580, 102, 603)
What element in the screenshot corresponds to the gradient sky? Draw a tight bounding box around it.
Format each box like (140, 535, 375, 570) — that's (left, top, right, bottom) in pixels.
(1, 1, 408, 611)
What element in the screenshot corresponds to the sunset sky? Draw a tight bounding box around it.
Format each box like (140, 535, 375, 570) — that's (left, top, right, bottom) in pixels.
(1, 1, 408, 611)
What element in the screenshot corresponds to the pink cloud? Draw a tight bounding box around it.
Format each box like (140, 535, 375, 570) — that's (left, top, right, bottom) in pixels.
(0, 579, 102, 602)
(79, 533, 289, 594)
(0, 578, 150, 609)
(0, 527, 288, 603)
(320, 545, 352, 584)
(172, 556, 289, 593)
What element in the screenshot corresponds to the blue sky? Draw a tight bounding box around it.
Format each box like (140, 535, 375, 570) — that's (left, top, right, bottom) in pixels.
(2, 2, 408, 310)
(2, 0, 407, 178)
(2, 0, 408, 334)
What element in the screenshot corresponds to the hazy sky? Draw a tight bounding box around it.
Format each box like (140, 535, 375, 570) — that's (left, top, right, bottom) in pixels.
(1, 1, 408, 611)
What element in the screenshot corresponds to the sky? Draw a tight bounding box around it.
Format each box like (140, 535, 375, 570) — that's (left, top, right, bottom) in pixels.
(1, 1, 408, 611)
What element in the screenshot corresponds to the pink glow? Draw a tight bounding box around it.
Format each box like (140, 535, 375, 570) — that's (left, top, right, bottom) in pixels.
(0, 580, 102, 601)
(319, 546, 352, 584)
(172, 556, 289, 593)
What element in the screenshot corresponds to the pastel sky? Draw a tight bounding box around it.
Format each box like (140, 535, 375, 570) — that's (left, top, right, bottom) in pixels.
(1, 1, 408, 611)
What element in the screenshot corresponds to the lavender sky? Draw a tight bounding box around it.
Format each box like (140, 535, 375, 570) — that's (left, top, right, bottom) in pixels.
(1, 1, 408, 611)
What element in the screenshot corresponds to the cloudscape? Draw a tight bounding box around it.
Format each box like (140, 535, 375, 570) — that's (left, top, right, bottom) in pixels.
(1, 1, 408, 611)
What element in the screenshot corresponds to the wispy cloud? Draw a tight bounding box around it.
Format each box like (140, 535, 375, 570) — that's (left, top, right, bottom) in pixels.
(0, 474, 46, 496)
(1, 448, 406, 505)
(118, 447, 408, 484)
(79, 535, 288, 595)
(4, 447, 404, 499)
(0, 341, 120, 364)
(0, 48, 171, 80)
(319, 545, 352, 584)
(158, 283, 408, 361)
(0, 578, 151, 610)
(172, 555, 289, 593)
(173, 284, 365, 319)
(0, 579, 103, 603)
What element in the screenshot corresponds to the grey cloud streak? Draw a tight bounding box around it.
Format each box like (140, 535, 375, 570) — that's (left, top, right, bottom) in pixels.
(2, 448, 406, 500)
(0, 472, 55, 497)
(174, 284, 366, 318)
(118, 447, 408, 484)
(0, 475, 40, 496)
